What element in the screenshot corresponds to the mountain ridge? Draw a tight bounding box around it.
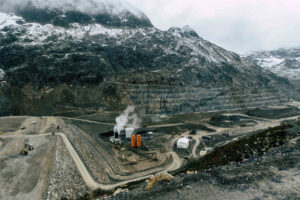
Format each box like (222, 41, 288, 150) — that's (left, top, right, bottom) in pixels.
(0, 0, 152, 28)
(0, 4, 294, 115)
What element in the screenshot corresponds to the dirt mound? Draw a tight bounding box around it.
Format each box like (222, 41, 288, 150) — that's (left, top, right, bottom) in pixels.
(209, 115, 256, 128)
(246, 107, 299, 119)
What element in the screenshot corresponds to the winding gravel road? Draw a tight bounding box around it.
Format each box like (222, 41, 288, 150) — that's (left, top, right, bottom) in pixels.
(0, 130, 183, 191)
(3, 114, 298, 191)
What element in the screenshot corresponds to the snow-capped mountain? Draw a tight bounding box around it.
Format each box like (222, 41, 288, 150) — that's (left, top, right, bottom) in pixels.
(1, 0, 142, 14)
(0, 11, 252, 87)
(0, 1, 293, 115)
(0, 0, 152, 28)
(246, 48, 300, 80)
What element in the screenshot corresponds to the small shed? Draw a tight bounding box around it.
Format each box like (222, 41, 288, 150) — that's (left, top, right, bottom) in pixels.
(177, 138, 189, 149)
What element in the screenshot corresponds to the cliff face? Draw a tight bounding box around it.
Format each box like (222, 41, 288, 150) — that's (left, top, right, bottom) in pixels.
(0, 1, 293, 115)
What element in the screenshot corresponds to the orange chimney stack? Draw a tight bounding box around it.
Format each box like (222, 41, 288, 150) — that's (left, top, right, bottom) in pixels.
(131, 135, 136, 148)
(137, 134, 141, 148)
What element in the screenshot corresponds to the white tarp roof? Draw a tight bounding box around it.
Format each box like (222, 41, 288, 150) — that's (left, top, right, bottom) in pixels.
(177, 138, 189, 149)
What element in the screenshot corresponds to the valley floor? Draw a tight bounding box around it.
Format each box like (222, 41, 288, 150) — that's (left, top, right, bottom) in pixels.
(0, 103, 299, 200)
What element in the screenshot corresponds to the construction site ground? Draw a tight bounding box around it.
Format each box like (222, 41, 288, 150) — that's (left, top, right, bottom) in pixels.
(0, 103, 300, 199)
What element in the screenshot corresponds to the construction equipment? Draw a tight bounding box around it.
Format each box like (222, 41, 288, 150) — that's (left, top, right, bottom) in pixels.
(21, 144, 34, 156)
(240, 123, 247, 127)
(142, 122, 148, 128)
(129, 157, 137, 165)
(222, 131, 230, 137)
(190, 130, 196, 135)
(21, 148, 28, 156)
(25, 144, 34, 151)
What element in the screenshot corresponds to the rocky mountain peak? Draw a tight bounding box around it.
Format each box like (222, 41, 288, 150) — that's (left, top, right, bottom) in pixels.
(0, 0, 153, 28)
(168, 25, 200, 39)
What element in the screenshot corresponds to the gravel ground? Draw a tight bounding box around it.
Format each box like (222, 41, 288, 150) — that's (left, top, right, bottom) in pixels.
(63, 124, 112, 183)
(46, 136, 89, 200)
(97, 148, 300, 200)
(0, 136, 53, 200)
(96, 121, 300, 200)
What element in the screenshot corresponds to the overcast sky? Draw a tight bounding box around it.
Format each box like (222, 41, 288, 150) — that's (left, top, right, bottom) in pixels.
(127, 0, 300, 53)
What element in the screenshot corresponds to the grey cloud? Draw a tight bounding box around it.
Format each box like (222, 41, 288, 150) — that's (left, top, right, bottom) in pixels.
(127, 0, 300, 53)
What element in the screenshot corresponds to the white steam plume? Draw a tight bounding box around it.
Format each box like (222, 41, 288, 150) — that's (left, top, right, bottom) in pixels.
(0, 69, 4, 80)
(114, 105, 141, 134)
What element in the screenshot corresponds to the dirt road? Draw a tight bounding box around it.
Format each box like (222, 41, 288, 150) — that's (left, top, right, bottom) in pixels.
(2, 113, 298, 192)
(147, 123, 185, 128)
(0, 133, 51, 139)
(0, 118, 184, 191)
(59, 117, 115, 125)
(57, 131, 183, 190)
(192, 137, 200, 158)
(191, 115, 300, 158)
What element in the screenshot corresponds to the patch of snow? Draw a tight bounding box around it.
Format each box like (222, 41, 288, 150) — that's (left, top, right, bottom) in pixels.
(0, 12, 139, 44)
(168, 27, 182, 38)
(0, 12, 23, 29)
(182, 25, 194, 33)
(152, 69, 161, 73)
(176, 69, 183, 73)
(1, 0, 146, 18)
(247, 50, 300, 80)
(257, 56, 285, 69)
(174, 35, 236, 64)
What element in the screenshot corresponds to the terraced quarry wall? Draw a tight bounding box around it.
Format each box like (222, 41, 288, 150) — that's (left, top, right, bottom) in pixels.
(0, 81, 292, 116)
(289, 80, 300, 101)
(121, 84, 289, 114)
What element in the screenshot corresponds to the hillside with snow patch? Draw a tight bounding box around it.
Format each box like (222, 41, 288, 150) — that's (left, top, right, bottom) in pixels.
(246, 48, 300, 80)
(0, 1, 295, 115)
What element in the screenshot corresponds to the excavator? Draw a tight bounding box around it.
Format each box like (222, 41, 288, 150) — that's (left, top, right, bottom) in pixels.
(21, 144, 34, 156)
(21, 148, 28, 156)
(25, 144, 34, 151)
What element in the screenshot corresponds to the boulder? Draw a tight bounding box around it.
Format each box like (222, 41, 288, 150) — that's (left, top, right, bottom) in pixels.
(145, 172, 174, 190)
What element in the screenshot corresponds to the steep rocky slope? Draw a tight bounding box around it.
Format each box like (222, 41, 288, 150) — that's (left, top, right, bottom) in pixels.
(0, 0, 293, 115)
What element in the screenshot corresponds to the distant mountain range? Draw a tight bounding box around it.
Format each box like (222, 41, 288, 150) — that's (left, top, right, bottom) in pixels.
(245, 48, 300, 80)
